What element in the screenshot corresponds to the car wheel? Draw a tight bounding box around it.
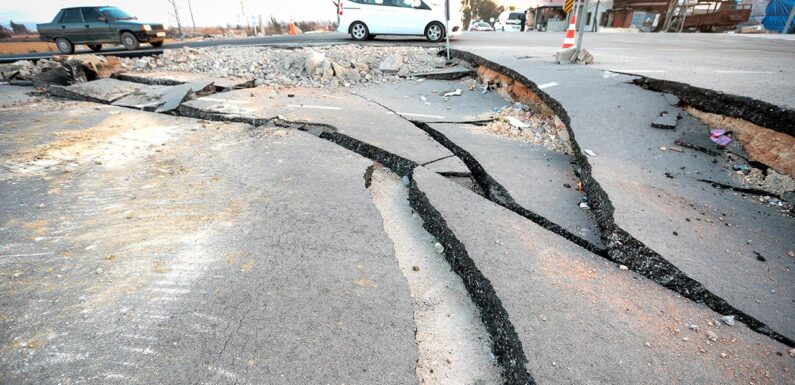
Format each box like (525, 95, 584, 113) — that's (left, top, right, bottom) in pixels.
(425, 22, 445, 43)
(87, 44, 102, 52)
(120, 32, 140, 50)
(150, 41, 164, 48)
(55, 38, 74, 54)
(350, 22, 369, 41)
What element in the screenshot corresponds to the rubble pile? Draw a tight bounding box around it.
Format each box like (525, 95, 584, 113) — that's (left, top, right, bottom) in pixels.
(123, 45, 450, 88)
(0, 55, 122, 86)
(477, 105, 572, 154)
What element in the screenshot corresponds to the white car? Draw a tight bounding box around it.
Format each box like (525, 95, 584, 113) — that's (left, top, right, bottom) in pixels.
(337, 0, 463, 42)
(493, 11, 524, 32)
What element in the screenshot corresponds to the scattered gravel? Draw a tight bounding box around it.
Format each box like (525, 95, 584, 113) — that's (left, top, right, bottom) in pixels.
(123, 45, 449, 88)
(474, 105, 572, 155)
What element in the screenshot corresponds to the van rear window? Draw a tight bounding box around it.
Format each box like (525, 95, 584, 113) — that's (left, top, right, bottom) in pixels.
(508, 12, 523, 19)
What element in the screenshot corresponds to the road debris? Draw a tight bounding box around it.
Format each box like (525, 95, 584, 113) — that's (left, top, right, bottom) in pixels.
(651, 110, 679, 129)
(121, 45, 453, 88)
(709, 129, 733, 147)
(584, 149, 598, 157)
(442, 89, 463, 97)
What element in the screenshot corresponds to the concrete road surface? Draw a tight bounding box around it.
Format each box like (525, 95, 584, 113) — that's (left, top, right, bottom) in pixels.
(1, 37, 793, 385)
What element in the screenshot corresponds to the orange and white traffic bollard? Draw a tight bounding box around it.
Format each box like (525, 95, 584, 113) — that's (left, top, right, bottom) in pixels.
(562, 15, 577, 49)
(289, 22, 298, 35)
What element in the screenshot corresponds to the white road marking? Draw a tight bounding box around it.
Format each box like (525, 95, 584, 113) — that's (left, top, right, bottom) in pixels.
(199, 97, 246, 104)
(538, 82, 559, 89)
(0, 252, 54, 258)
(613, 69, 666, 73)
(714, 70, 778, 74)
(286, 104, 342, 110)
(120, 346, 156, 355)
(389, 111, 446, 119)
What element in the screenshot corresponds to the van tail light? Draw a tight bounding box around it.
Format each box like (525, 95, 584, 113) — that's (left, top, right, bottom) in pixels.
(339, 1, 344, 15)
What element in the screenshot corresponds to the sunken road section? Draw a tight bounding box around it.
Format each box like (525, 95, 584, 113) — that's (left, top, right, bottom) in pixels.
(446, 49, 795, 348)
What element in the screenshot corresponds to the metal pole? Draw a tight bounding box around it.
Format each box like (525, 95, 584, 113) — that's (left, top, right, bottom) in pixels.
(187, 0, 197, 32)
(572, 0, 589, 61)
(445, 0, 451, 61)
(783, 3, 795, 33)
(593, 0, 600, 32)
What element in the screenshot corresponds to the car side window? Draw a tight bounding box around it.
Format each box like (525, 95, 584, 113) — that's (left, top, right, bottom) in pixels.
(82, 8, 104, 22)
(60, 9, 83, 23)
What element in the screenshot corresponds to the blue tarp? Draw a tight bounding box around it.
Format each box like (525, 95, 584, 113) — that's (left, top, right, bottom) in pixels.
(763, 0, 794, 32)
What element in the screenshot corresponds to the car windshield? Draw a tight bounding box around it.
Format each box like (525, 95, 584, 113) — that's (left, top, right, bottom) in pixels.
(508, 12, 523, 19)
(478, 22, 490, 27)
(99, 7, 134, 20)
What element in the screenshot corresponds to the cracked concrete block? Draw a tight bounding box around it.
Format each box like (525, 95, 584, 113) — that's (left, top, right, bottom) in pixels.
(115, 71, 253, 91)
(378, 54, 404, 74)
(411, 166, 793, 385)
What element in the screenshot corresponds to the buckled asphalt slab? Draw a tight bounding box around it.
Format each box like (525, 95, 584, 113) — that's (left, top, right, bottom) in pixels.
(353, 78, 509, 123)
(454, 52, 795, 342)
(411, 166, 794, 385)
(180, 86, 469, 174)
(0, 100, 418, 384)
(48, 78, 151, 104)
(115, 71, 254, 92)
(426, 122, 604, 249)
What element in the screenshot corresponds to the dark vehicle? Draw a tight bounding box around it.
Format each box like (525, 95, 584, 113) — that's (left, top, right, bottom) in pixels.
(37, 6, 166, 54)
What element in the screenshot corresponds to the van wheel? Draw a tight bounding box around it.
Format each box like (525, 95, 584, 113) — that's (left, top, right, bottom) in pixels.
(350, 22, 369, 41)
(55, 38, 74, 54)
(425, 22, 445, 43)
(121, 32, 140, 50)
(87, 44, 102, 52)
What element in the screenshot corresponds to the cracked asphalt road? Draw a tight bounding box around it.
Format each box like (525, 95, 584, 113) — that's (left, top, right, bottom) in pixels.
(1, 42, 794, 385)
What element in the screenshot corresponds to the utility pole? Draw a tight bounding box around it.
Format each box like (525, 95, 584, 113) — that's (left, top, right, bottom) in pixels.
(240, 0, 250, 34)
(187, 0, 197, 32)
(592, 0, 600, 32)
(572, 0, 589, 62)
(166, 0, 183, 38)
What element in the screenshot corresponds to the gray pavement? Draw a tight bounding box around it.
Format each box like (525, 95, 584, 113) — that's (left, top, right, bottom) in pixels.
(0, 100, 418, 384)
(354, 79, 508, 122)
(427, 122, 604, 248)
(2, 34, 795, 384)
(180, 86, 469, 174)
(412, 166, 793, 385)
(461, 49, 795, 342)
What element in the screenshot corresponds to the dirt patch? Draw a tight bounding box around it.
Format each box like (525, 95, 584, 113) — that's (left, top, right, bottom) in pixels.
(0, 41, 56, 55)
(686, 107, 795, 179)
(472, 67, 572, 154)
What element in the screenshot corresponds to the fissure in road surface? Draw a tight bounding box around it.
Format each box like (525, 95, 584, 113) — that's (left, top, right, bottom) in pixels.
(368, 166, 503, 385)
(447, 49, 795, 348)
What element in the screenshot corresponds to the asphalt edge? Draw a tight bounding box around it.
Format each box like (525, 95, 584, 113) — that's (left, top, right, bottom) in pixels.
(631, 76, 795, 137)
(408, 170, 535, 385)
(448, 48, 795, 348)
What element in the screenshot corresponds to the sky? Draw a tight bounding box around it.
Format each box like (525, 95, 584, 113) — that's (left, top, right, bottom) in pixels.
(0, 0, 339, 27)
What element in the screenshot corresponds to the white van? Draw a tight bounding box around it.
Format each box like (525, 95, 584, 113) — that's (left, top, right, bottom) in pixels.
(493, 11, 525, 32)
(337, 0, 463, 42)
